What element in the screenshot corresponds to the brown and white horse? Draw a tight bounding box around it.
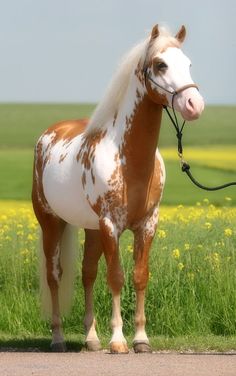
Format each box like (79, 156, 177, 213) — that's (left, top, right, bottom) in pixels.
(32, 25, 204, 353)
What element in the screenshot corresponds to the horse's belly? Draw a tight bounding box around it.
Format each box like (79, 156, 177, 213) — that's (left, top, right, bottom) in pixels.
(42, 161, 99, 229)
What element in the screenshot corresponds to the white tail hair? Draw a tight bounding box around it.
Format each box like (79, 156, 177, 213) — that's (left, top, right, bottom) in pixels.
(39, 224, 77, 318)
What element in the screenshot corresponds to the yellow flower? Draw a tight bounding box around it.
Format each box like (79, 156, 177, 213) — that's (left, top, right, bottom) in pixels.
(204, 222, 212, 230)
(184, 243, 190, 251)
(20, 248, 29, 256)
(187, 272, 195, 281)
(157, 229, 166, 239)
(212, 252, 220, 270)
(3, 225, 9, 232)
(28, 222, 37, 231)
(27, 234, 34, 241)
(178, 262, 184, 271)
(224, 228, 233, 237)
(203, 198, 210, 205)
(172, 248, 180, 259)
(127, 245, 133, 253)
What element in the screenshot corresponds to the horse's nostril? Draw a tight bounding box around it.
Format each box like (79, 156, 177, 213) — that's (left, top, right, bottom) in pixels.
(188, 98, 194, 110)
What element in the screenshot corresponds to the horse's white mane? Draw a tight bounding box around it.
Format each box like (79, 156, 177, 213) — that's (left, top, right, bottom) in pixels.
(85, 27, 179, 135)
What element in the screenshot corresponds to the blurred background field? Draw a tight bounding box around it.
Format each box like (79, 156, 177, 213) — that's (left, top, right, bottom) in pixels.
(0, 103, 236, 205)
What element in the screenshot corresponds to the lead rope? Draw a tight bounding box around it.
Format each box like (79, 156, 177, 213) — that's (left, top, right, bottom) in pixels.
(164, 104, 236, 191)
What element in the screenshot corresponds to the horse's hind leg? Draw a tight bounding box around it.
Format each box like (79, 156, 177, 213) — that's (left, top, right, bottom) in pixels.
(40, 215, 66, 351)
(33, 186, 66, 351)
(32, 148, 67, 351)
(82, 229, 103, 351)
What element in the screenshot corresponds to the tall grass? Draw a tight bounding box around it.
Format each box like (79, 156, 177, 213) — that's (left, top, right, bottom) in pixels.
(0, 201, 236, 340)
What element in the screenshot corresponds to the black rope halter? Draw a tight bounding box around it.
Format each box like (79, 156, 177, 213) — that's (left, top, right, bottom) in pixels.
(144, 68, 236, 191)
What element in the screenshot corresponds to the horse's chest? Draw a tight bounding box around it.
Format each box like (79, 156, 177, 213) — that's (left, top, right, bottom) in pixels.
(125, 155, 165, 225)
(84, 147, 165, 229)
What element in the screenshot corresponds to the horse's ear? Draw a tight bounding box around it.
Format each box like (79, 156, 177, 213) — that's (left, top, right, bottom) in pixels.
(175, 25, 186, 43)
(150, 24, 160, 40)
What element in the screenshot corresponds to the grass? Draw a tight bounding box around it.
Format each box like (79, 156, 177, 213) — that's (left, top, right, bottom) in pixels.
(1, 202, 236, 351)
(0, 149, 33, 200)
(0, 103, 95, 148)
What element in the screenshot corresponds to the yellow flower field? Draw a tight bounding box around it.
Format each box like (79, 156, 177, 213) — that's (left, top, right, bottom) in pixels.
(161, 146, 236, 171)
(0, 199, 236, 338)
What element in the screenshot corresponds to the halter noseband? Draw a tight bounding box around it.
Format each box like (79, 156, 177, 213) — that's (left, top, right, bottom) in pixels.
(143, 67, 199, 108)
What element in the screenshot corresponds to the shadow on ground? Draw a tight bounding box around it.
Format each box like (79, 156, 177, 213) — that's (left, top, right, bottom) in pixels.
(0, 338, 84, 352)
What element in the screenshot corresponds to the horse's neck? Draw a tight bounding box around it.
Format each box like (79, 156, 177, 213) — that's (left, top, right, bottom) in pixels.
(115, 75, 163, 172)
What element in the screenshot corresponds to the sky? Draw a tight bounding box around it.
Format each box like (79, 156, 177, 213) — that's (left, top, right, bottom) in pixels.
(0, 0, 236, 104)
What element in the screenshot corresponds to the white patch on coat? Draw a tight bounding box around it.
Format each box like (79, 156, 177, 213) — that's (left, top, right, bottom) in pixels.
(103, 217, 118, 239)
(143, 206, 160, 239)
(156, 148, 166, 192)
(110, 294, 127, 345)
(133, 329, 149, 343)
(42, 134, 100, 229)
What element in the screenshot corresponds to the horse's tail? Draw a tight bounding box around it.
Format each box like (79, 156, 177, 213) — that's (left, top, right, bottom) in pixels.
(39, 224, 77, 318)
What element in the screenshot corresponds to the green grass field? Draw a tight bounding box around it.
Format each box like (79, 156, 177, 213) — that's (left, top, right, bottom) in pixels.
(1, 104, 236, 351)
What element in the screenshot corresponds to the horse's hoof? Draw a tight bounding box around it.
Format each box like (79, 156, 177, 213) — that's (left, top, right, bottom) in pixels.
(85, 340, 102, 351)
(51, 342, 67, 352)
(110, 341, 129, 354)
(133, 341, 152, 353)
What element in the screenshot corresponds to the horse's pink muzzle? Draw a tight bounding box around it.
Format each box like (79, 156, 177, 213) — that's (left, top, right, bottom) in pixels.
(176, 87, 205, 121)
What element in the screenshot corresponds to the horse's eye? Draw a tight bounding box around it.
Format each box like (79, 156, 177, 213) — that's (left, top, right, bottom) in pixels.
(156, 62, 168, 71)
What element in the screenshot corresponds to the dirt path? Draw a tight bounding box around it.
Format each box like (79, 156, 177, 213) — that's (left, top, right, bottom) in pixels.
(1, 351, 236, 376)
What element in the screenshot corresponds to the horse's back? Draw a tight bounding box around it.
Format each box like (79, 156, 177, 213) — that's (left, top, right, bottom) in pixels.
(42, 118, 88, 141)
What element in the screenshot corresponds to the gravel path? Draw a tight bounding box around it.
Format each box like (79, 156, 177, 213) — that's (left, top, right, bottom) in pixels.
(1, 351, 236, 376)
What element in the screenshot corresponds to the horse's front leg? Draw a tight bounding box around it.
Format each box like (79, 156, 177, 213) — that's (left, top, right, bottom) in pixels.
(99, 217, 128, 354)
(133, 208, 159, 353)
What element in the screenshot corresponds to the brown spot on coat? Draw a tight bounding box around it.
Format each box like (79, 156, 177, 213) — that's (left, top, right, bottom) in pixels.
(77, 130, 107, 169)
(59, 153, 68, 163)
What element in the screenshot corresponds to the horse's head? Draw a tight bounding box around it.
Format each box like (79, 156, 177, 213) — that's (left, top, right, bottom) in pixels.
(143, 25, 204, 121)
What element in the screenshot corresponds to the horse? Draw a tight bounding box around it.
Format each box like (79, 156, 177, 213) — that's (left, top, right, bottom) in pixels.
(32, 24, 204, 353)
